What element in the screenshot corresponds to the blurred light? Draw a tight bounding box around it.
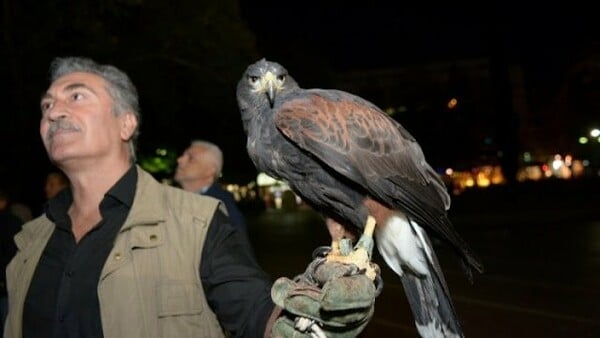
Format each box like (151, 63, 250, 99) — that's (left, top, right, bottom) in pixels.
(273, 190, 282, 209)
(579, 137, 589, 144)
(572, 160, 585, 177)
(561, 166, 572, 179)
(565, 155, 572, 166)
(523, 152, 532, 162)
(476, 172, 490, 187)
(385, 107, 396, 115)
(445, 168, 454, 176)
(447, 98, 458, 109)
(583, 160, 590, 167)
(155, 148, 167, 156)
(517, 165, 543, 181)
(256, 172, 279, 186)
(552, 159, 563, 170)
(590, 128, 600, 137)
(492, 166, 505, 184)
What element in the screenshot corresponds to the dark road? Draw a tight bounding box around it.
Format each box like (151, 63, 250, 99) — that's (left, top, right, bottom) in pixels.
(245, 193, 600, 337)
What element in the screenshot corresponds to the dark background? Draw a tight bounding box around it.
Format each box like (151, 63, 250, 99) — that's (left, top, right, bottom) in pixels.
(0, 0, 598, 210)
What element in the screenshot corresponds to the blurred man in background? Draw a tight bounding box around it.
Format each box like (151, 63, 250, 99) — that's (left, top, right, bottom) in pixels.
(0, 188, 22, 332)
(44, 170, 70, 200)
(174, 140, 247, 232)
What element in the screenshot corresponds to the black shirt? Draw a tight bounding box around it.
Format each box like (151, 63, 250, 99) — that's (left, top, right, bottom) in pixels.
(23, 166, 274, 337)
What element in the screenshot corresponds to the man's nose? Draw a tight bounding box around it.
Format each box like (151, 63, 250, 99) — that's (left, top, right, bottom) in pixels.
(47, 101, 69, 121)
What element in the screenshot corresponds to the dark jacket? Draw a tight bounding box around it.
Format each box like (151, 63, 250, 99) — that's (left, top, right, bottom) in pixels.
(203, 184, 247, 232)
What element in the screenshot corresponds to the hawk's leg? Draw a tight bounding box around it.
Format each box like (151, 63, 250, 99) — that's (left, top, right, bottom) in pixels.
(325, 218, 347, 256)
(325, 216, 378, 280)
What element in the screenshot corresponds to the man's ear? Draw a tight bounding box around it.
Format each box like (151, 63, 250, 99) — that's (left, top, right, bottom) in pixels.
(120, 112, 138, 141)
(205, 162, 218, 180)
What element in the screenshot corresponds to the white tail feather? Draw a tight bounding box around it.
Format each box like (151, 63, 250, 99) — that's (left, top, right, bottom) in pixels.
(374, 212, 429, 277)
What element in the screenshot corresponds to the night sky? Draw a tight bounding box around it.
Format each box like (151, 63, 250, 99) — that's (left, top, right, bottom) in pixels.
(0, 1, 597, 209)
(241, 2, 595, 76)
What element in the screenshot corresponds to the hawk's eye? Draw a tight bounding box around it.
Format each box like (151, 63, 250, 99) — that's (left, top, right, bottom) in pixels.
(249, 76, 259, 84)
(277, 75, 286, 82)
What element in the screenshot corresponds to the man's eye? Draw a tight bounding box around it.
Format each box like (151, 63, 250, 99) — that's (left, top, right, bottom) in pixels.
(72, 93, 84, 100)
(41, 102, 52, 112)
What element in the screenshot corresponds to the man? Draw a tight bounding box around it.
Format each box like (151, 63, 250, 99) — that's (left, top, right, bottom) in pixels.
(44, 170, 70, 200)
(4, 57, 376, 338)
(0, 189, 23, 331)
(175, 140, 247, 232)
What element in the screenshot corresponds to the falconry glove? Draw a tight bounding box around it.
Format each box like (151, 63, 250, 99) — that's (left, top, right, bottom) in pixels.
(270, 237, 382, 338)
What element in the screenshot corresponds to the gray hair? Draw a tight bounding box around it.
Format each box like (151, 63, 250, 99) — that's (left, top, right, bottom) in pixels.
(49, 56, 141, 162)
(190, 140, 223, 179)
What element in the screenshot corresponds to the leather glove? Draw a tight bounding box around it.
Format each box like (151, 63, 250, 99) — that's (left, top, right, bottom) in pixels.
(270, 237, 382, 338)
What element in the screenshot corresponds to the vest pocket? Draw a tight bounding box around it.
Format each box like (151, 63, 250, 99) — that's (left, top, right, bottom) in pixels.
(157, 281, 213, 337)
(157, 280, 204, 316)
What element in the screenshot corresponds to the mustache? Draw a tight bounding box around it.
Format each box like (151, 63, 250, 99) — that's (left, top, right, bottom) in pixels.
(46, 119, 81, 141)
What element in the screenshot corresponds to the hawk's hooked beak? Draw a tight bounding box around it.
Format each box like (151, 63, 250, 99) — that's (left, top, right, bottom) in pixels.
(267, 83, 275, 108)
(262, 72, 278, 108)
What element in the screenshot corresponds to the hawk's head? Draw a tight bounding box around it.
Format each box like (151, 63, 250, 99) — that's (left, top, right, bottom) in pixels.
(236, 58, 298, 110)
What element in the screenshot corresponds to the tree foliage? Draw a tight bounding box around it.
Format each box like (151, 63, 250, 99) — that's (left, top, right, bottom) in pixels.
(0, 0, 260, 206)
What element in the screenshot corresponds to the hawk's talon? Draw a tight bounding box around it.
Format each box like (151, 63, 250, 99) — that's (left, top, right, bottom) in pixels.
(312, 246, 332, 259)
(374, 272, 384, 297)
(323, 216, 378, 281)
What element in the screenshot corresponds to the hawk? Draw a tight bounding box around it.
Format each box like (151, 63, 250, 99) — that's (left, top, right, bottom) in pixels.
(236, 59, 484, 338)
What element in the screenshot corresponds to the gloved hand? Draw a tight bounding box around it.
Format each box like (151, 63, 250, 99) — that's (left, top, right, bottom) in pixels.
(270, 238, 382, 338)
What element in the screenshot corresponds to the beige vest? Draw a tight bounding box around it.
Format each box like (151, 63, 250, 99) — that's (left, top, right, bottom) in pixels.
(4, 168, 226, 338)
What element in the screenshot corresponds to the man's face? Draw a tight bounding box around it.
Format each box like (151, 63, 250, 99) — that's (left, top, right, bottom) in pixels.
(39, 72, 133, 165)
(175, 145, 215, 183)
(45, 174, 68, 199)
